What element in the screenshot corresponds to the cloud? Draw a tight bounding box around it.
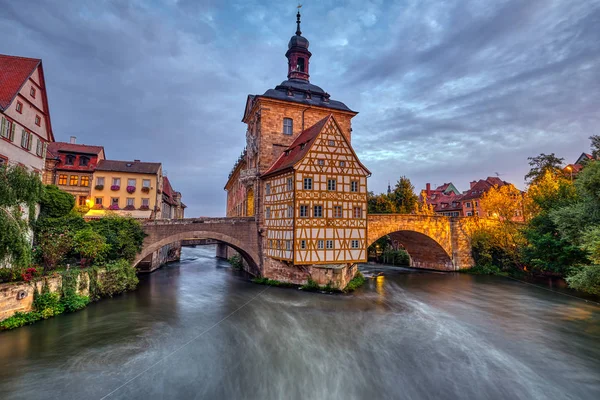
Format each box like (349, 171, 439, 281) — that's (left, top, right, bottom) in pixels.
(1, 0, 598, 213)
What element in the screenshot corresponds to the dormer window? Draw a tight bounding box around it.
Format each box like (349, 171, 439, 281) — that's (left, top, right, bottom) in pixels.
(79, 156, 89, 167)
(296, 57, 305, 72)
(35, 115, 41, 126)
(283, 118, 293, 135)
(65, 155, 76, 165)
(30, 87, 36, 98)
(16, 101, 23, 113)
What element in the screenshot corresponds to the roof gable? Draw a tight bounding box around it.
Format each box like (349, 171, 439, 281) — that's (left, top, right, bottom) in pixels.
(0, 54, 40, 110)
(47, 142, 105, 157)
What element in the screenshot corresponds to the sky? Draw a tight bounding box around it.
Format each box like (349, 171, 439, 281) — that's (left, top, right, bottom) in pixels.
(1, 0, 598, 216)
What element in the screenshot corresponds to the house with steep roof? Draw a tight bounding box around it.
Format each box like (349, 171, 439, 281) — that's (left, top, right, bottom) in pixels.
(0, 54, 54, 172)
(161, 176, 186, 219)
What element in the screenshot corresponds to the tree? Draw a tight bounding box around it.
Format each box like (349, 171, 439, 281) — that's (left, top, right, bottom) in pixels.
(73, 228, 109, 266)
(37, 231, 73, 271)
(0, 165, 44, 268)
(367, 192, 396, 214)
(525, 153, 564, 183)
(416, 191, 436, 215)
(391, 176, 418, 214)
(590, 135, 600, 160)
(480, 184, 524, 222)
(40, 185, 75, 218)
(88, 216, 145, 262)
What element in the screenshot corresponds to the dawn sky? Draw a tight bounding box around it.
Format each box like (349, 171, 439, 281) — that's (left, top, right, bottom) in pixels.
(1, 0, 598, 216)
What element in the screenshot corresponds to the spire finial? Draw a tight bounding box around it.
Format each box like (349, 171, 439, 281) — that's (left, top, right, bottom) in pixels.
(296, 4, 302, 36)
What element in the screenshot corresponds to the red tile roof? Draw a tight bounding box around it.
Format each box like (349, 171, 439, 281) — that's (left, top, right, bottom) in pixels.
(47, 142, 105, 158)
(262, 115, 331, 177)
(0, 54, 41, 111)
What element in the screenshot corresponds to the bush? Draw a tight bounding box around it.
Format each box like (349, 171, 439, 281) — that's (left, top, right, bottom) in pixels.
(40, 185, 75, 218)
(566, 265, 600, 295)
(251, 277, 295, 287)
(461, 264, 506, 276)
(0, 311, 42, 330)
(228, 254, 243, 270)
(33, 291, 64, 318)
(97, 259, 139, 297)
(73, 228, 109, 266)
(89, 216, 145, 262)
(0, 267, 19, 283)
(60, 294, 90, 313)
(344, 272, 366, 292)
(382, 249, 410, 266)
(300, 278, 321, 291)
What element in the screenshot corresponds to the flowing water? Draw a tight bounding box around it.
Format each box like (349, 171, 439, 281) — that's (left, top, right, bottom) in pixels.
(1, 246, 599, 400)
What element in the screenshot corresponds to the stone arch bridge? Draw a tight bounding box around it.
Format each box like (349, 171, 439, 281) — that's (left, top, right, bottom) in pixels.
(137, 214, 477, 274)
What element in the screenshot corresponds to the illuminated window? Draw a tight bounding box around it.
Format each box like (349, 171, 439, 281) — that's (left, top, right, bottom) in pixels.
(328, 179, 336, 191)
(80, 176, 90, 186)
(58, 174, 67, 185)
(351, 240, 360, 249)
(30, 87, 36, 98)
(300, 240, 306, 250)
(283, 118, 293, 135)
(334, 206, 343, 218)
(35, 115, 41, 126)
(353, 207, 362, 219)
(300, 205, 309, 217)
(303, 177, 312, 190)
(351, 181, 358, 192)
(326, 240, 334, 249)
(287, 178, 293, 191)
(313, 205, 323, 218)
(16, 101, 23, 113)
(69, 175, 78, 186)
(78, 196, 86, 206)
(317, 240, 324, 249)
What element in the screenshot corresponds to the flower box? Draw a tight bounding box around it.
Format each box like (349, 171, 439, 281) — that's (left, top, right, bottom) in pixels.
(110, 185, 120, 191)
(93, 204, 104, 210)
(141, 186, 150, 193)
(108, 204, 120, 210)
(95, 184, 104, 190)
(126, 186, 136, 194)
(124, 205, 135, 211)
(139, 205, 150, 210)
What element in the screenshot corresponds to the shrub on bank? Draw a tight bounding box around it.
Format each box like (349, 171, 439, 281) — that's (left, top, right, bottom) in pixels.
(566, 265, 600, 295)
(344, 272, 366, 292)
(228, 254, 243, 270)
(381, 250, 410, 266)
(96, 259, 139, 298)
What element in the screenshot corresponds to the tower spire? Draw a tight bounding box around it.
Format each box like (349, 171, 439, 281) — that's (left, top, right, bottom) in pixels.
(296, 5, 302, 36)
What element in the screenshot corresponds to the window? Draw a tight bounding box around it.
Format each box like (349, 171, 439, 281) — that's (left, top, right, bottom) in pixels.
(265, 207, 271, 219)
(0, 155, 7, 166)
(475, 211, 479, 216)
(266, 183, 271, 195)
(467, 212, 473, 216)
(297, 57, 305, 72)
(303, 177, 312, 190)
(69, 175, 78, 186)
(317, 240, 324, 249)
(35, 115, 41, 126)
(1, 118, 14, 141)
(142, 198, 149, 206)
(96, 177, 105, 186)
(127, 178, 136, 187)
(65, 154, 75, 165)
(95, 197, 103, 205)
(314, 205, 323, 218)
(111, 198, 119, 206)
(16, 101, 23, 113)
(58, 174, 67, 185)
(35, 139, 43, 156)
(317, 159, 325, 166)
(287, 178, 293, 191)
(326, 240, 334, 249)
(30, 87, 36, 98)
(353, 207, 362, 219)
(351, 240, 360, 249)
(112, 178, 121, 186)
(142, 179, 151, 188)
(78, 196, 87, 206)
(79, 176, 89, 187)
(300, 240, 307, 250)
(79, 156, 89, 167)
(351, 181, 358, 192)
(327, 179, 336, 191)
(475, 201, 479, 207)
(300, 205, 309, 217)
(283, 118, 293, 135)
(21, 131, 32, 150)
(334, 206, 343, 218)
(287, 205, 293, 218)
(285, 240, 291, 251)
(339, 161, 346, 167)
(466, 202, 471, 208)
(328, 140, 335, 146)
(127, 198, 135, 206)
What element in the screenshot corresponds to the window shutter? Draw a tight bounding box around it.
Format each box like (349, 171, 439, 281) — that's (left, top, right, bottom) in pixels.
(42, 142, 47, 159)
(9, 122, 15, 141)
(36, 139, 42, 156)
(0, 117, 5, 138)
(21, 130, 27, 147)
(27, 133, 33, 150)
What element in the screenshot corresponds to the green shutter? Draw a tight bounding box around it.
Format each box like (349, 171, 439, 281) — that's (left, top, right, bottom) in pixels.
(0, 117, 5, 138)
(27, 133, 32, 150)
(9, 122, 15, 141)
(21, 130, 26, 147)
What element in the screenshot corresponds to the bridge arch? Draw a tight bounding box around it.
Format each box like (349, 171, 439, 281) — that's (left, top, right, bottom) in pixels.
(134, 230, 261, 274)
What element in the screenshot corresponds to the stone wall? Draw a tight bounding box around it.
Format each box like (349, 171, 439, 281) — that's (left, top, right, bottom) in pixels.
(263, 256, 357, 290)
(137, 242, 181, 273)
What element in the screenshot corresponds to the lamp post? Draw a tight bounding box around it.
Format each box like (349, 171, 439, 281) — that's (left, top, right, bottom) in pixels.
(566, 165, 573, 183)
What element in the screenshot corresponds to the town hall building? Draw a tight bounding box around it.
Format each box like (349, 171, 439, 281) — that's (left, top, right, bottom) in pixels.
(224, 11, 370, 288)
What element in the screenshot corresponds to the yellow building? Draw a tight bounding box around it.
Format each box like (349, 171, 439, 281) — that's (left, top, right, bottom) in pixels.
(85, 160, 163, 219)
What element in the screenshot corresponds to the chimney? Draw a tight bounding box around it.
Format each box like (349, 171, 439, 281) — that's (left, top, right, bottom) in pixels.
(470, 181, 477, 189)
(426, 183, 431, 196)
(70, 136, 76, 144)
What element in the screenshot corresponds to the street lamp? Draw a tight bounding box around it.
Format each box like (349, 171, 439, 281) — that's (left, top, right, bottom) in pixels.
(566, 165, 573, 183)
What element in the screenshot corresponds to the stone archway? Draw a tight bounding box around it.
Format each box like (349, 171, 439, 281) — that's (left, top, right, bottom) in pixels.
(385, 230, 454, 270)
(134, 230, 260, 274)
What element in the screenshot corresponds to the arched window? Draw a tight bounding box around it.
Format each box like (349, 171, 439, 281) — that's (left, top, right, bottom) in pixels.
(297, 57, 305, 72)
(283, 118, 293, 135)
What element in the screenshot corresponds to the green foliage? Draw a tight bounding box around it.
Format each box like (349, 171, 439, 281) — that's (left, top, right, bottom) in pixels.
(40, 185, 75, 218)
(525, 153, 564, 183)
(300, 278, 321, 291)
(368, 191, 396, 214)
(0, 311, 42, 330)
(381, 249, 410, 266)
(61, 294, 90, 313)
(566, 265, 600, 295)
(73, 228, 109, 266)
(0, 165, 43, 268)
(251, 277, 295, 287)
(581, 226, 600, 264)
(391, 176, 419, 214)
(0, 267, 19, 283)
(88, 216, 145, 262)
(590, 135, 600, 160)
(461, 264, 506, 276)
(344, 272, 366, 292)
(33, 291, 64, 318)
(36, 229, 73, 271)
(228, 254, 243, 270)
(97, 259, 139, 297)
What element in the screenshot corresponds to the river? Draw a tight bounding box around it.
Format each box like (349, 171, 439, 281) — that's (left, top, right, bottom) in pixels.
(1, 246, 599, 400)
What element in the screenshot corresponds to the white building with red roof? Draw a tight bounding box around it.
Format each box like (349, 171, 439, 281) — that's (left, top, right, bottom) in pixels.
(0, 54, 54, 172)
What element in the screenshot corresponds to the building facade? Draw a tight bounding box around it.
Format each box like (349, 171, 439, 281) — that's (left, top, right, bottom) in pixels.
(44, 137, 105, 206)
(161, 176, 186, 219)
(224, 12, 370, 288)
(0, 54, 54, 172)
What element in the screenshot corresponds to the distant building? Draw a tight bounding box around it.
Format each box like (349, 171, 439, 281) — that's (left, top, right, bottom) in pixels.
(161, 176, 186, 219)
(563, 152, 596, 179)
(44, 137, 105, 206)
(0, 54, 54, 172)
(422, 177, 524, 221)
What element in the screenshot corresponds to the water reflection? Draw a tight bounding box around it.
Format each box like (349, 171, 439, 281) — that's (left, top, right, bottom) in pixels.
(0, 246, 599, 400)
